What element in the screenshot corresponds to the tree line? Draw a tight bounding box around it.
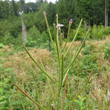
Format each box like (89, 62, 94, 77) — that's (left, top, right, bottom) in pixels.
(0, 0, 110, 39)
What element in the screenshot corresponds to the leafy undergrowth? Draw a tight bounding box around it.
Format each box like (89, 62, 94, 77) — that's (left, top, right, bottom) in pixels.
(1, 36, 110, 109)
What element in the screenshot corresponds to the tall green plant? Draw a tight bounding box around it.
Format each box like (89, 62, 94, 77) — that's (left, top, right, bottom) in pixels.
(13, 12, 92, 110)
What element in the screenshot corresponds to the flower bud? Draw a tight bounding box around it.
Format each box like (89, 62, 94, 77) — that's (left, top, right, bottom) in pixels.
(69, 19, 73, 24)
(43, 11, 46, 16)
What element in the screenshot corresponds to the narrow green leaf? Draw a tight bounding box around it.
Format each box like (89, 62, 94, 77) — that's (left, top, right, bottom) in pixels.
(61, 53, 64, 87)
(22, 44, 57, 85)
(37, 50, 56, 105)
(43, 12, 57, 53)
(61, 23, 71, 52)
(56, 14, 60, 66)
(13, 83, 46, 110)
(63, 28, 90, 84)
(64, 19, 83, 57)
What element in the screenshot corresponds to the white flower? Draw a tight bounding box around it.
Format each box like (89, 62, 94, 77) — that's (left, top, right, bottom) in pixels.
(56, 23, 64, 28)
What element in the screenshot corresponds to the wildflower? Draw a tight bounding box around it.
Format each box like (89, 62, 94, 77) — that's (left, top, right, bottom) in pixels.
(56, 24, 64, 28)
(69, 19, 73, 24)
(59, 27, 61, 30)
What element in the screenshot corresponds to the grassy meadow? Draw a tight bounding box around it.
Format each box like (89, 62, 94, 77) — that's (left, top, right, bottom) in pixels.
(1, 35, 110, 109)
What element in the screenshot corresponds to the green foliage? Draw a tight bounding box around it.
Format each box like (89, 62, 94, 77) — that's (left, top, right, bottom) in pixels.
(0, 56, 15, 109)
(83, 44, 95, 55)
(0, 33, 15, 45)
(25, 25, 41, 47)
(79, 44, 98, 76)
(104, 43, 110, 60)
(79, 54, 97, 75)
(90, 25, 110, 40)
(57, 0, 79, 36)
(74, 95, 87, 110)
(90, 25, 106, 39)
(69, 25, 110, 41)
(0, 43, 5, 48)
(12, 0, 18, 16)
(104, 48, 110, 60)
(9, 17, 22, 38)
(25, 26, 49, 48)
(23, 7, 46, 33)
(0, 20, 11, 37)
(46, 2, 56, 25)
(70, 26, 87, 40)
(69, 54, 97, 77)
(0, 78, 11, 109)
(68, 44, 98, 77)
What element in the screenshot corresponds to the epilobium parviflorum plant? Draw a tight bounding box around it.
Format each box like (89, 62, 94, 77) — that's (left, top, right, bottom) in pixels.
(13, 12, 92, 110)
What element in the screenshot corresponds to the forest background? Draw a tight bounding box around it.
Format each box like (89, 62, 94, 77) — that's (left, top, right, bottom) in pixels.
(0, 0, 110, 46)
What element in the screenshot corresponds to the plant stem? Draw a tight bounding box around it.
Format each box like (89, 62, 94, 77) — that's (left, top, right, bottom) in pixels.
(18, 90, 26, 110)
(67, 82, 73, 110)
(61, 53, 64, 87)
(64, 19, 83, 57)
(61, 23, 71, 52)
(26, 91, 39, 110)
(43, 12, 57, 54)
(36, 85, 40, 104)
(63, 28, 90, 84)
(55, 14, 62, 110)
(22, 44, 57, 85)
(61, 75, 68, 110)
(56, 14, 60, 66)
(53, 23, 56, 43)
(13, 83, 46, 110)
(37, 50, 56, 105)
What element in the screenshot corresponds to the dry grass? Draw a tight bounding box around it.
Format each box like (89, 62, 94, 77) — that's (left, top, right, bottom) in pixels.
(1, 46, 58, 106)
(2, 47, 54, 75)
(61, 40, 90, 49)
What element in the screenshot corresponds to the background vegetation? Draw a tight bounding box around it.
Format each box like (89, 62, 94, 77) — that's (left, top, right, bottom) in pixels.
(0, 0, 110, 46)
(0, 0, 110, 109)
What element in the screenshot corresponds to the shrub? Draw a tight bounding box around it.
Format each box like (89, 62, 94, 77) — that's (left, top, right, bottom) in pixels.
(70, 27, 87, 41)
(25, 26, 41, 47)
(90, 25, 110, 40)
(0, 33, 16, 45)
(25, 26, 50, 48)
(9, 17, 22, 38)
(0, 20, 11, 37)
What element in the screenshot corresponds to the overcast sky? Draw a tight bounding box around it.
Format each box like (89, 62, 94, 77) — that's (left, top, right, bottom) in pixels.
(25, 0, 56, 3)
